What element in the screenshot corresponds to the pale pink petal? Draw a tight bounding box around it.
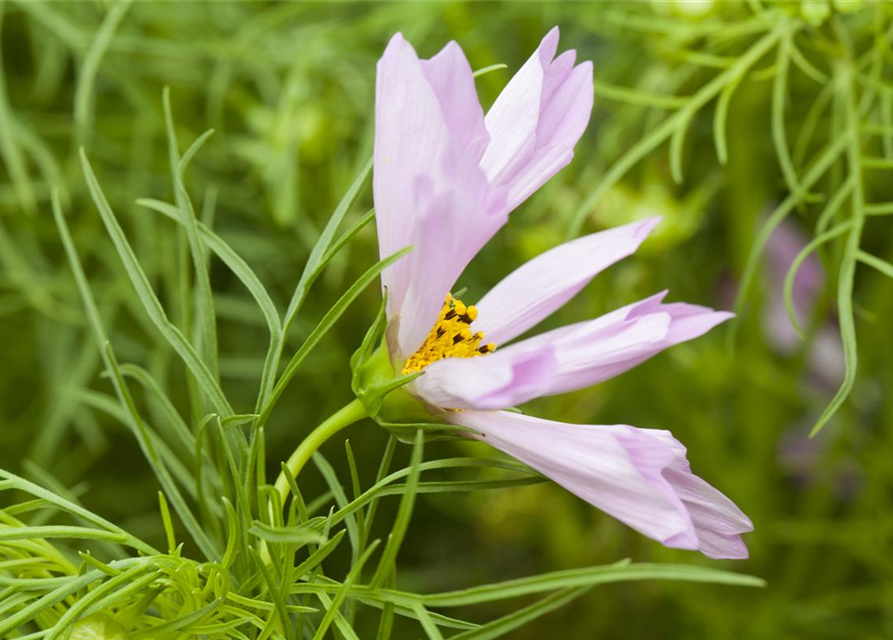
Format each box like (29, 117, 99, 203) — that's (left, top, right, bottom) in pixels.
(394, 144, 507, 359)
(645, 429, 753, 559)
(473, 218, 660, 345)
(450, 411, 752, 558)
(374, 33, 451, 316)
(393, 190, 466, 360)
(375, 35, 506, 356)
(503, 61, 593, 210)
(494, 291, 733, 396)
(540, 50, 577, 103)
(499, 145, 573, 213)
(420, 42, 490, 163)
(452, 411, 697, 549)
(411, 342, 557, 411)
(480, 28, 559, 188)
(480, 27, 594, 211)
(536, 60, 593, 148)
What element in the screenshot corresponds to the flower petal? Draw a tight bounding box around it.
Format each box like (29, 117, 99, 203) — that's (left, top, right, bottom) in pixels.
(420, 41, 490, 163)
(473, 218, 660, 345)
(392, 138, 508, 358)
(479, 28, 559, 188)
(374, 33, 452, 315)
(503, 61, 593, 210)
(493, 291, 733, 396)
(537, 59, 593, 149)
(375, 35, 506, 355)
(645, 429, 753, 559)
(411, 341, 557, 410)
(450, 411, 752, 558)
(480, 27, 594, 211)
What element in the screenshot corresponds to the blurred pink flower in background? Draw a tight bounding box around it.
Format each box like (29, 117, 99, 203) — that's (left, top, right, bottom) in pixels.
(764, 221, 859, 497)
(763, 220, 845, 389)
(777, 425, 862, 499)
(372, 28, 752, 559)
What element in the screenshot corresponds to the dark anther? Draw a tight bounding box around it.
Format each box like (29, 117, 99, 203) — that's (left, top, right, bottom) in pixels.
(452, 333, 464, 345)
(458, 313, 473, 324)
(444, 309, 457, 320)
(478, 345, 492, 354)
(436, 327, 445, 338)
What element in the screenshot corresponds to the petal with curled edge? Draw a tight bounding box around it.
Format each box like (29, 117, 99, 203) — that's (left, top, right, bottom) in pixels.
(450, 410, 752, 559)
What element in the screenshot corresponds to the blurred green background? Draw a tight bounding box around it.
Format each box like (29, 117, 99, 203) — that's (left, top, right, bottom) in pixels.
(1, 1, 892, 638)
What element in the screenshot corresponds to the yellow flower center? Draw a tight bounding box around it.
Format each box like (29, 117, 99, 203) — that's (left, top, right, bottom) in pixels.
(401, 294, 496, 374)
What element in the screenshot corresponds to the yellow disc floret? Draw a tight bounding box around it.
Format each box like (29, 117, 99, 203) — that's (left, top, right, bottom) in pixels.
(402, 294, 496, 374)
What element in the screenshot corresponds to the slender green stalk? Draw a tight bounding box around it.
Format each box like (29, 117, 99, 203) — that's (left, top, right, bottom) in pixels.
(273, 399, 369, 506)
(259, 399, 368, 566)
(811, 66, 867, 437)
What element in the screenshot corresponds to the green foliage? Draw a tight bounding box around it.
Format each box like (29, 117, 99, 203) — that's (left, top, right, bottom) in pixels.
(1, 1, 892, 639)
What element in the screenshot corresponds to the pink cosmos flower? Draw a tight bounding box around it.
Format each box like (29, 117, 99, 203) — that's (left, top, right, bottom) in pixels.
(373, 28, 752, 559)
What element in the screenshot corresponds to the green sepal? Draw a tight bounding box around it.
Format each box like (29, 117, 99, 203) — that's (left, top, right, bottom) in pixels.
(349, 291, 390, 385)
(351, 295, 468, 442)
(378, 419, 479, 444)
(352, 339, 430, 422)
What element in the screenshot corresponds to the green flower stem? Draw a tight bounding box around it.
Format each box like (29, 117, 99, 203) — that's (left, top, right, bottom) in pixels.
(260, 398, 368, 568)
(273, 398, 369, 506)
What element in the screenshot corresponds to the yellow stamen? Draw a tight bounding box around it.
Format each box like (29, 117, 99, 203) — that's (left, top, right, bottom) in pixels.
(402, 294, 497, 374)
